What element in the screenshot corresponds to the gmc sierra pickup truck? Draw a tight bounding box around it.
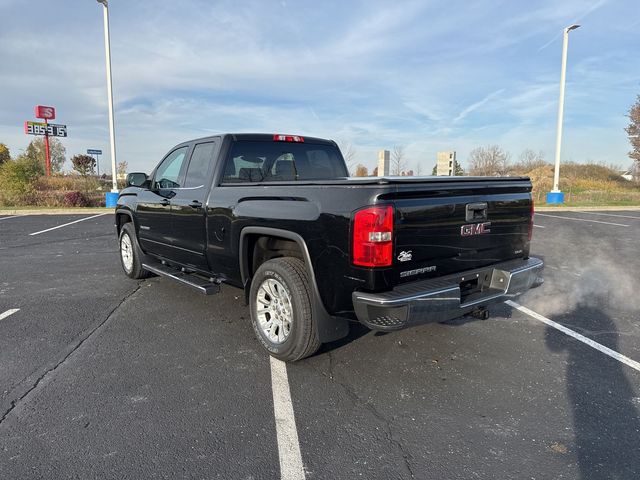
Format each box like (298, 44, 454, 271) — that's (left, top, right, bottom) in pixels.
(115, 133, 543, 362)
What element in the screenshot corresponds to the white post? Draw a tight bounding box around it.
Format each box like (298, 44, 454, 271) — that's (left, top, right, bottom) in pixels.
(99, 0, 118, 193)
(549, 25, 579, 201)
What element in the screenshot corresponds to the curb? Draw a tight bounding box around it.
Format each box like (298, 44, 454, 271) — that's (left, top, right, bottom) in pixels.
(536, 206, 640, 212)
(0, 208, 114, 215)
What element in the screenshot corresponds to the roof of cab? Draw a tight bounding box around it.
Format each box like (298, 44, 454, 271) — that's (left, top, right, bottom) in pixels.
(176, 133, 336, 147)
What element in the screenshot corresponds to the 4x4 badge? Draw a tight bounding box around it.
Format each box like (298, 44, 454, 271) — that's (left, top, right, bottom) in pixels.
(397, 251, 412, 262)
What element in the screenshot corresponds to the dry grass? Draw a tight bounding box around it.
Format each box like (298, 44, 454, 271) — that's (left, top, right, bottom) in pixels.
(513, 162, 640, 206)
(0, 174, 117, 208)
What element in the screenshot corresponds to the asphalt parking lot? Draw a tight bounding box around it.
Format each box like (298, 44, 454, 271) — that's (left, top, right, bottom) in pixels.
(1, 210, 639, 479)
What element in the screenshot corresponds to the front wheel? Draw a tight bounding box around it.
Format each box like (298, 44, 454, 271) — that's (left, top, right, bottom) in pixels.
(249, 257, 321, 362)
(119, 222, 151, 279)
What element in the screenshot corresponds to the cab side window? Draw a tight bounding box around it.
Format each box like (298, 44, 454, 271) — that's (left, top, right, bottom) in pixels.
(153, 147, 188, 189)
(184, 142, 216, 188)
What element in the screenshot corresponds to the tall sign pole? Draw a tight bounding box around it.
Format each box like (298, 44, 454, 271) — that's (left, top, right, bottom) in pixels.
(98, 0, 118, 192)
(43, 118, 51, 176)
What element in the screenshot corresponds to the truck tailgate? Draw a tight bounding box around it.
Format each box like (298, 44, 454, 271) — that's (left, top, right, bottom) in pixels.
(381, 178, 532, 284)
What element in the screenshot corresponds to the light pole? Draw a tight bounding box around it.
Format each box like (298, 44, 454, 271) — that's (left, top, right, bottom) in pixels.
(97, 0, 118, 194)
(547, 24, 580, 204)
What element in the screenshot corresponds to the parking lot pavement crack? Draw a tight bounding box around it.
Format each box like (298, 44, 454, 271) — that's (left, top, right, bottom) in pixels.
(0, 284, 142, 428)
(322, 352, 416, 478)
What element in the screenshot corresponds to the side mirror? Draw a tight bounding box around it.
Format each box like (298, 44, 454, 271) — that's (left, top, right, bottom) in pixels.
(126, 172, 148, 187)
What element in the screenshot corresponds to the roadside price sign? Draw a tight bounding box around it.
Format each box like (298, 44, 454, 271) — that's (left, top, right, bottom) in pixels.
(24, 121, 67, 137)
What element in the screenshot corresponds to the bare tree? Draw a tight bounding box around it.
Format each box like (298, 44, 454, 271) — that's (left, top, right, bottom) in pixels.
(515, 149, 546, 173)
(354, 164, 368, 177)
(415, 162, 423, 176)
(391, 145, 406, 175)
(467, 145, 510, 176)
(336, 139, 357, 175)
(117, 161, 129, 177)
(631, 161, 640, 183)
(625, 95, 640, 172)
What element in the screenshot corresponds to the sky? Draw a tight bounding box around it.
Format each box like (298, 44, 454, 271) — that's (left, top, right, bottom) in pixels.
(0, 0, 639, 175)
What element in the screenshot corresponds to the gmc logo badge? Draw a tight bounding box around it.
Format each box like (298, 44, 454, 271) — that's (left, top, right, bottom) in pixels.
(461, 222, 491, 236)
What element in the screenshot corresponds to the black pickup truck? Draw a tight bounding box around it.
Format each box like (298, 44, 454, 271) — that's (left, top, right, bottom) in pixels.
(115, 133, 543, 361)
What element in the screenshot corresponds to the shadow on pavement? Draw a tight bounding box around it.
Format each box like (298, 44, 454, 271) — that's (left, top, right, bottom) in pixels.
(317, 322, 370, 355)
(545, 298, 640, 480)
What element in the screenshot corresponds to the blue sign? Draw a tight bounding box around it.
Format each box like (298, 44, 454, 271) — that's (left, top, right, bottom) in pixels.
(87, 149, 102, 155)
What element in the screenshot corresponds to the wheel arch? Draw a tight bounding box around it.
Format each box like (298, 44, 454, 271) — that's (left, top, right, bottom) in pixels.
(115, 208, 135, 235)
(239, 227, 349, 343)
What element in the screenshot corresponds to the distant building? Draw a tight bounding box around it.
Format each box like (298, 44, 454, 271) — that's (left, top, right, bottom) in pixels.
(377, 150, 390, 177)
(436, 151, 456, 176)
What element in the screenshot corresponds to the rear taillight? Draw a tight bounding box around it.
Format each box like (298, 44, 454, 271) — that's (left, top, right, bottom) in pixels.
(528, 200, 534, 241)
(352, 205, 394, 267)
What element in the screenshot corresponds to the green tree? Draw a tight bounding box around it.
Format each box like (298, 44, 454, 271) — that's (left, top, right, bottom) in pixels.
(71, 154, 96, 176)
(0, 155, 42, 205)
(625, 95, 640, 167)
(23, 137, 66, 173)
(0, 143, 10, 165)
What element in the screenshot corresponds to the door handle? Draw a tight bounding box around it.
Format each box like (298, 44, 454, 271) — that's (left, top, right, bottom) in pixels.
(160, 199, 170, 206)
(189, 200, 203, 209)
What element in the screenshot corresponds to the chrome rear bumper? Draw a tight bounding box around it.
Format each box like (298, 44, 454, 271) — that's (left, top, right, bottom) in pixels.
(352, 257, 544, 330)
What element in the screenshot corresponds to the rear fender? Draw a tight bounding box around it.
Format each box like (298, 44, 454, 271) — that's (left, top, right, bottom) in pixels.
(239, 226, 349, 343)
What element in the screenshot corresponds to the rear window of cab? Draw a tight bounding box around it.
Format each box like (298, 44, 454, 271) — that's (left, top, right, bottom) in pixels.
(221, 141, 348, 183)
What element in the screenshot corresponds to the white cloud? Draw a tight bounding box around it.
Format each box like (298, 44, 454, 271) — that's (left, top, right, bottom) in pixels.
(453, 89, 505, 124)
(0, 0, 637, 175)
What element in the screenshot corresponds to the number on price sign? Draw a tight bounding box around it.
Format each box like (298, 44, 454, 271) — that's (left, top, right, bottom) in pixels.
(24, 121, 68, 137)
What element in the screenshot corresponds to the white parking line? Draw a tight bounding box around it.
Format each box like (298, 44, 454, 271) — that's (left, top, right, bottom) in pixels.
(0, 309, 20, 321)
(533, 224, 545, 228)
(506, 300, 640, 373)
(270, 356, 306, 480)
(574, 211, 640, 220)
(535, 213, 629, 227)
(29, 213, 108, 236)
(0, 215, 19, 221)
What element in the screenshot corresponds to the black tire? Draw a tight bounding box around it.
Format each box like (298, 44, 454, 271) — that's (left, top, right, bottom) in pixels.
(249, 257, 321, 362)
(118, 222, 151, 280)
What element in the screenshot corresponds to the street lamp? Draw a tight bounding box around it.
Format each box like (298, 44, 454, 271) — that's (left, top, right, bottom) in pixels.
(547, 24, 580, 205)
(97, 0, 118, 194)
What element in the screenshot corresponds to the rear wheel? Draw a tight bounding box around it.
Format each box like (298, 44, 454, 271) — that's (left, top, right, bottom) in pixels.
(119, 222, 151, 279)
(249, 257, 320, 362)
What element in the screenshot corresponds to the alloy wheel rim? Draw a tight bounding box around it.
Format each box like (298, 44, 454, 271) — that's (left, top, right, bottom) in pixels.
(256, 278, 293, 344)
(121, 233, 134, 273)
